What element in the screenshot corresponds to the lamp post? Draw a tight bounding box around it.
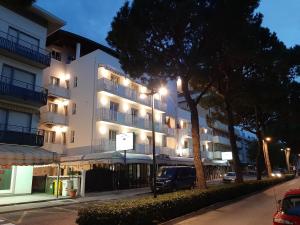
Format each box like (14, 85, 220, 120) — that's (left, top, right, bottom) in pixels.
(281, 148, 291, 173)
(262, 137, 272, 177)
(142, 86, 167, 198)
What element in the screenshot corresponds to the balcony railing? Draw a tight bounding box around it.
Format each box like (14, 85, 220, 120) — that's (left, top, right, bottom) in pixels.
(92, 139, 173, 157)
(0, 75, 48, 107)
(98, 77, 167, 111)
(213, 136, 231, 146)
(0, 31, 50, 67)
(0, 124, 44, 146)
(97, 108, 165, 133)
(40, 111, 68, 125)
(46, 84, 70, 99)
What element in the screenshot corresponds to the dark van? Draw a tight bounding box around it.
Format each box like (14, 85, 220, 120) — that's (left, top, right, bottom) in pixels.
(153, 166, 196, 193)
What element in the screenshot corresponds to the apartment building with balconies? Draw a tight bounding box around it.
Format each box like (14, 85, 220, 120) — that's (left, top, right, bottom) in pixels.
(0, 3, 64, 195)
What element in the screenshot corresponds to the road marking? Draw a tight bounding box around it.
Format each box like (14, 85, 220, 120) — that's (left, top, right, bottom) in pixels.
(0, 220, 4, 222)
(2, 223, 15, 225)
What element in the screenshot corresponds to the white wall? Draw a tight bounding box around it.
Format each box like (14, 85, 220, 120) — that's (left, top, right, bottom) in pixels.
(0, 5, 48, 48)
(13, 166, 33, 194)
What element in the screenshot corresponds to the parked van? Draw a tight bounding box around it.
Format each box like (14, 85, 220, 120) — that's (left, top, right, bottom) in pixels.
(153, 166, 196, 193)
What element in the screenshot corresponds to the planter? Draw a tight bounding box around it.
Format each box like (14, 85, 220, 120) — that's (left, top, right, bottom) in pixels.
(68, 189, 77, 198)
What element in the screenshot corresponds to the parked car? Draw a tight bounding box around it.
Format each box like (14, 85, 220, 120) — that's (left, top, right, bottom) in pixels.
(223, 172, 236, 183)
(152, 166, 196, 193)
(273, 189, 300, 225)
(271, 170, 284, 178)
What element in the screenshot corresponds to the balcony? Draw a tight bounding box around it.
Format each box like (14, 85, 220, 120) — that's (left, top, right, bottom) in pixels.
(164, 125, 176, 136)
(40, 111, 68, 126)
(0, 75, 47, 107)
(202, 150, 222, 160)
(0, 31, 50, 68)
(213, 136, 231, 146)
(0, 124, 44, 146)
(97, 108, 165, 133)
(91, 139, 175, 158)
(97, 77, 167, 112)
(46, 84, 70, 99)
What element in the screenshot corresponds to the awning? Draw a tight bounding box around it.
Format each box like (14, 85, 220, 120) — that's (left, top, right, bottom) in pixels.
(61, 151, 152, 165)
(0, 144, 59, 166)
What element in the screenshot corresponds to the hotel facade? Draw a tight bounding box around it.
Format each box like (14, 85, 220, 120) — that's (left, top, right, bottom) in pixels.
(0, 3, 254, 196)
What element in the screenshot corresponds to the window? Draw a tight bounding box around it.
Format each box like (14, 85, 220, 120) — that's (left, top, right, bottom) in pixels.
(130, 83, 139, 92)
(48, 103, 58, 113)
(62, 132, 66, 144)
(111, 74, 119, 85)
(8, 27, 39, 51)
(74, 76, 78, 87)
(184, 140, 189, 148)
(2, 64, 35, 90)
(50, 76, 60, 86)
(70, 130, 75, 143)
(51, 50, 61, 61)
(44, 131, 56, 143)
(72, 103, 76, 115)
(131, 108, 138, 124)
(109, 130, 117, 142)
(64, 105, 68, 116)
(7, 111, 31, 132)
(109, 101, 119, 121)
(65, 80, 70, 89)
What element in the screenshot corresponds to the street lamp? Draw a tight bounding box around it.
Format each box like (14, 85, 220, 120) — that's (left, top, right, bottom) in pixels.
(262, 137, 272, 177)
(141, 85, 167, 198)
(282, 147, 291, 172)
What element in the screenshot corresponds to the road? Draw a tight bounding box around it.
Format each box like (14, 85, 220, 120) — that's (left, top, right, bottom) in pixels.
(0, 177, 297, 225)
(165, 177, 300, 225)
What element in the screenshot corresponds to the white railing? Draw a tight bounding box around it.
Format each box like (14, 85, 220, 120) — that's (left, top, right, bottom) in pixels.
(40, 111, 68, 125)
(98, 77, 167, 111)
(46, 84, 70, 99)
(97, 108, 165, 133)
(213, 136, 231, 146)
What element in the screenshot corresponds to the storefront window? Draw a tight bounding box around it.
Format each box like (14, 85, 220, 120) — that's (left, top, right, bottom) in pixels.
(0, 166, 12, 190)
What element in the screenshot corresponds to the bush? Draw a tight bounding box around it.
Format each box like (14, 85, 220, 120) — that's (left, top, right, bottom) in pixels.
(77, 176, 294, 225)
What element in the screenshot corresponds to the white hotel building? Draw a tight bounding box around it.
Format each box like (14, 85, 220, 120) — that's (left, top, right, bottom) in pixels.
(39, 30, 254, 192)
(0, 2, 254, 196)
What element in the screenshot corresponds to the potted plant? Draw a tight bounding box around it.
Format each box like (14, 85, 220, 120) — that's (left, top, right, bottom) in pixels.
(68, 188, 77, 198)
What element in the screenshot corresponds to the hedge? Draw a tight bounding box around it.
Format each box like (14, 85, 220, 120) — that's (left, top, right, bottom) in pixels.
(77, 175, 294, 225)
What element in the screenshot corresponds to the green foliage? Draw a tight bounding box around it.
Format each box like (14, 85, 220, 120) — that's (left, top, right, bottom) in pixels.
(77, 176, 293, 225)
(0, 0, 36, 8)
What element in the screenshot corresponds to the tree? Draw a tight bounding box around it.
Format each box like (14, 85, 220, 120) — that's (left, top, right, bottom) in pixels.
(197, 0, 267, 183)
(107, 0, 216, 189)
(235, 29, 296, 179)
(1, 0, 36, 7)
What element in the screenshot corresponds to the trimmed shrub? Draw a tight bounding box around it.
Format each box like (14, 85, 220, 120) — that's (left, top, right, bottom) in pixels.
(77, 175, 294, 225)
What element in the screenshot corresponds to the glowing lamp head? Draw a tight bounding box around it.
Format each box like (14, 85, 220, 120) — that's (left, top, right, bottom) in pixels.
(265, 137, 271, 142)
(158, 87, 167, 96)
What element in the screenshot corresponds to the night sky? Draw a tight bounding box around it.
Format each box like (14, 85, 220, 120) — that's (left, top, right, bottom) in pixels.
(36, 0, 300, 48)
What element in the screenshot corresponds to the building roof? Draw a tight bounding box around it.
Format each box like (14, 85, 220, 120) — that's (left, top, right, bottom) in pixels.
(47, 30, 119, 58)
(0, 2, 65, 35)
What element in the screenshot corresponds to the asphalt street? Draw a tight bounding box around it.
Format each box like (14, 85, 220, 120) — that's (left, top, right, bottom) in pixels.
(0, 177, 298, 225)
(165, 177, 300, 225)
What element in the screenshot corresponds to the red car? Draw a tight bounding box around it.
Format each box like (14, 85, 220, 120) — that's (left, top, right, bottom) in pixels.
(273, 189, 300, 225)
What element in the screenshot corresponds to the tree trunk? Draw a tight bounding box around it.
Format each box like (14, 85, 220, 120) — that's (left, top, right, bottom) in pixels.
(225, 99, 243, 183)
(255, 129, 264, 180)
(261, 123, 272, 177)
(254, 106, 263, 180)
(182, 79, 207, 189)
(190, 104, 207, 189)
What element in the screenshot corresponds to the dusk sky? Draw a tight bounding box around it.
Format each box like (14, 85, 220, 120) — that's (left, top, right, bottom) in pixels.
(37, 0, 300, 48)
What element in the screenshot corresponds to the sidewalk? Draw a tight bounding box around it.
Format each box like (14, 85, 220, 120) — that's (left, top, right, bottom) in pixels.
(0, 187, 151, 214)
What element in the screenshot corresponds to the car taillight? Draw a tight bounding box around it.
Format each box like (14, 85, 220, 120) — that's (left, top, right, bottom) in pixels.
(273, 218, 294, 225)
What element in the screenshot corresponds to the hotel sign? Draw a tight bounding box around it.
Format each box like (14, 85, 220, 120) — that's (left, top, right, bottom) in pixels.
(116, 132, 135, 151)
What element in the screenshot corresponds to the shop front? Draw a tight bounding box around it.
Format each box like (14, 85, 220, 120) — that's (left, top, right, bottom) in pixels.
(0, 143, 58, 196)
